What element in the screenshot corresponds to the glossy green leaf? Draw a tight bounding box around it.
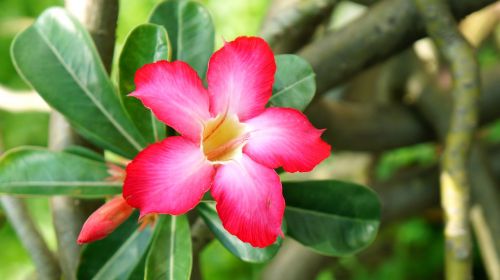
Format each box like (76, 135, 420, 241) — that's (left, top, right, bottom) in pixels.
(11, 8, 146, 158)
(63, 145, 105, 162)
(269, 54, 316, 111)
(119, 24, 170, 143)
(78, 212, 139, 279)
(283, 180, 380, 256)
(197, 202, 281, 263)
(145, 215, 192, 280)
(126, 251, 149, 280)
(93, 226, 154, 280)
(0, 147, 121, 197)
(149, 0, 214, 78)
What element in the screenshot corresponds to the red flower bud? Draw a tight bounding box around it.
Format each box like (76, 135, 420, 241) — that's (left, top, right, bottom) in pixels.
(77, 196, 134, 244)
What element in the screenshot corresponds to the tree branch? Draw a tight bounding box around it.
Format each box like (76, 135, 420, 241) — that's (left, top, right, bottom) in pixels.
(260, 0, 337, 54)
(0, 196, 61, 280)
(298, 0, 494, 94)
(306, 64, 500, 152)
(414, 0, 479, 278)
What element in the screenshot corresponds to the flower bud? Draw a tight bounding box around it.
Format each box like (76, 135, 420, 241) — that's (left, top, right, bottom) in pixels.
(77, 196, 134, 244)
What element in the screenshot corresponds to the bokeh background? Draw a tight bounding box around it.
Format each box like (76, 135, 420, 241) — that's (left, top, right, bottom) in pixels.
(1, 0, 499, 279)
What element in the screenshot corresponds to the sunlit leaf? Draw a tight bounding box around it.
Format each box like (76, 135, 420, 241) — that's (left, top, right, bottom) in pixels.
(119, 23, 170, 143)
(198, 201, 282, 263)
(145, 215, 192, 280)
(269, 54, 316, 111)
(11, 8, 147, 157)
(0, 147, 121, 197)
(92, 226, 154, 280)
(149, 0, 214, 78)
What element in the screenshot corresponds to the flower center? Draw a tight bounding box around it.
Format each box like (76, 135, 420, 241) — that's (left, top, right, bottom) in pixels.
(202, 114, 247, 163)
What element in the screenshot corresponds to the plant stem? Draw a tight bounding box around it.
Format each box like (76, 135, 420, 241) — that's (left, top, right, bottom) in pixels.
(0, 196, 61, 280)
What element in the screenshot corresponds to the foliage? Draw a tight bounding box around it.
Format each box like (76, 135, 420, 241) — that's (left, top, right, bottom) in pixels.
(0, 0, 382, 278)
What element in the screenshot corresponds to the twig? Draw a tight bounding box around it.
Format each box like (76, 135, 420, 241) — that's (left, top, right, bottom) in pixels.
(414, 0, 479, 278)
(0, 196, 61, 280)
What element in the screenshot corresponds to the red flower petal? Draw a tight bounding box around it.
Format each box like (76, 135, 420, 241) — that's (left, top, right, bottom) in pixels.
(243, 107, 331, 172)
(77, 196, 134, 244)
(207, 36, 276, 121)
(123, 136, 215, 216)
(131, 61, 210, 142)
(211, 154, 284, 248)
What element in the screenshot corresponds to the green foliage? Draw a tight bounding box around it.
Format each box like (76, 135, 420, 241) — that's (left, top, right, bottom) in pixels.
(283, 180, 380, 256)
(376, 143, 437, 180)
(149, 0, 214, 78)
(1, 1, 384, 279)
(0, 110, 49, 150)
(119, 24, 169, 144)
(11, 8, 148, 158)
(0, 147, 121, 197)
(201, 240, 261, 280)
(269, 54, 316, 111)
(78, 212, 141, 279)
(145, 215, 192, 280)
(92, 227, 154, 280)
(198, 202, 282, 263)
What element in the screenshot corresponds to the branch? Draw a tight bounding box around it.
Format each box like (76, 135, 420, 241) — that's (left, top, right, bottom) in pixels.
(0, 196, 61, 280)
(414, 60, 500, 279)
(260, 0, 337, 54)
(298, 0, 494, 94)
(306, 100, 433, 151)
(415, 0, 479, 278)
(261, 139, 500, 278)
(306, 64, 500, 152)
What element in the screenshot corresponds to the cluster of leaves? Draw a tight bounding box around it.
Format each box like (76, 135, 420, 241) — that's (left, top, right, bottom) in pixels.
(0, 0, 381, 278)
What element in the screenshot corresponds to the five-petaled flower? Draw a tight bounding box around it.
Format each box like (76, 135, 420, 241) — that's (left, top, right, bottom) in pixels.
(123, 36, 330, 247)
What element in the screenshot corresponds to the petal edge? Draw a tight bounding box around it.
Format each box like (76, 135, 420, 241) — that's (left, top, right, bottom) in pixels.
(211, 155, 284, 247)
(123, 136, 215, 216)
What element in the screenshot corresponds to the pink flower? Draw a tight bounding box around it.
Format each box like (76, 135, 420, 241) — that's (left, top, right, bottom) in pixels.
(123, 36, 331, 247)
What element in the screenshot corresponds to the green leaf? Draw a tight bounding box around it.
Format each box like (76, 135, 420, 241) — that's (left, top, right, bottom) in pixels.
(126, 251, 149, 280)
(283, 180, 380, 256)
(119, 24, 170, 143)
(149, 0, 214, 78)
(11, 8, 146, 158)
(0, 147, 121, 197)
(63, 145, 105, 162)
(269, 54, 316, 111)
(78, 212, 140, 279)
(197, 202, 281, 263)
(145, 215, 192, 280)
(93, 226, 154, 280)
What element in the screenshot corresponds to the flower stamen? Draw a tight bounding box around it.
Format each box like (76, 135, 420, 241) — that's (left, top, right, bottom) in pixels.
(202, 114, 247, 162)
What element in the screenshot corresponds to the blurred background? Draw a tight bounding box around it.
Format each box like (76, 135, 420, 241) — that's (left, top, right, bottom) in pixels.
(1, 0, 500, 279)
